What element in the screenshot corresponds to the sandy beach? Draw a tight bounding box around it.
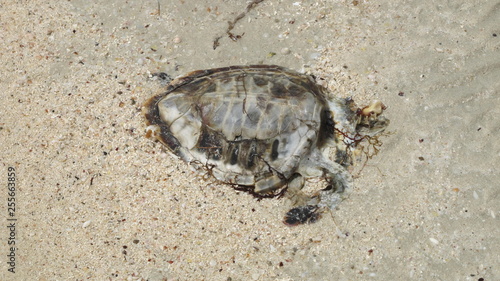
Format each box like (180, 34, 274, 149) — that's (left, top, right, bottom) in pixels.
(1, 0, 499, 280)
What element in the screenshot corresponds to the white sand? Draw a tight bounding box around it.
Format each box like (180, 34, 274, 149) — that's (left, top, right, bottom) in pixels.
(1, 0, 499, 280)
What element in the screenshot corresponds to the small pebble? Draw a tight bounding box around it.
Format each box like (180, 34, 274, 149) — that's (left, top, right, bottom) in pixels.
(173, 36, 182, 44)
(269, 244, 277, 253)
(473, 190, 479, 199)
(281, 47, 291, 55)
(429, 237, 439, 244)
(82, 220, 92, 228)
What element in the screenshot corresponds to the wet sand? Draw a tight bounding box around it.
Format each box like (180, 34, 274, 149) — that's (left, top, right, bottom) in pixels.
(1, 0, 499, 280)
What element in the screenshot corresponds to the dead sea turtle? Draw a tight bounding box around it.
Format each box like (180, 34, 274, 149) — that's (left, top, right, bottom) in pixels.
(143, 65, 389, 225)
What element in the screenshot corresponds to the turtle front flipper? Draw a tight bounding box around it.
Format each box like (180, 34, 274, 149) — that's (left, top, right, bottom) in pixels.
(282, 150, 353, 225)
(316, 154, 353, 210)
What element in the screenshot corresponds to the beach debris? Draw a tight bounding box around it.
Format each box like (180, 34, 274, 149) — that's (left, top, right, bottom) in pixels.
(144, 65, 389, 225)
(213, 0, 265, 49)
(283, 205, 321, 226)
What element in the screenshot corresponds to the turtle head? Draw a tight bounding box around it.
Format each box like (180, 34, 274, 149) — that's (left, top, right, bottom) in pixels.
(325, 98, 389, 166)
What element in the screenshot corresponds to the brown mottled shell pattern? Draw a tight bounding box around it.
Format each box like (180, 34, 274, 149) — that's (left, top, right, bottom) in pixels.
(144, 65, 389, 225)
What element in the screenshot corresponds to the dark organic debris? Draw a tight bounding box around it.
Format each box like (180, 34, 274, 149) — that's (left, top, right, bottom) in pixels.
(283, 205, 321, 226)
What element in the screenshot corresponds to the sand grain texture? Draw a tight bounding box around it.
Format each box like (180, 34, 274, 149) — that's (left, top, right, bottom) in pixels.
(1, 0, 499, 280)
